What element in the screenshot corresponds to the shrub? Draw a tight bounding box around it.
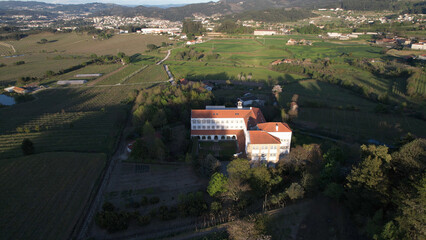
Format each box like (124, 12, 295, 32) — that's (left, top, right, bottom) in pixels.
(21, 138, 34, 155)
(102, 202, 115, 212)
(141, 196, 148, 206)
(15, 61, 25, 65)
(158, 206, 178, 221)
(95, 211, 129, 233)
(286, 183, 305, 201)
(210, 201, 222, 214)
(149, 196, 160, 204)
(0, 63, 6, 67)
(137, 215, 151, 226)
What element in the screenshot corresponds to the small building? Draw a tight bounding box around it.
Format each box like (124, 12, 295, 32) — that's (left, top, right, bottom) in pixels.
(286, 39, 298, 45)
(12, 87, 29, 94)
(4, 86, 15, 93)
(75, 74, 102, 78)
(272, 59, 284, 65)
(418, 54, 426, 61)
(412, 43, 426, 50)
(254, 30, 277, 36)
(57, 80, 87, 85)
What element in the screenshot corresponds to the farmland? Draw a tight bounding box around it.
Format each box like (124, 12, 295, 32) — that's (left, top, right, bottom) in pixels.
(279, 80, 426, 142)
(0, 32, 171, 86)
(124, 65, 169, 84)
(0, 85, 138, 159)
(0, 152, 106, 240)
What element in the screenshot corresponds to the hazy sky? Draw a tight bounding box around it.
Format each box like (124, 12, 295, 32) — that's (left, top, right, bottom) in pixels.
(0, 0, 220, 5)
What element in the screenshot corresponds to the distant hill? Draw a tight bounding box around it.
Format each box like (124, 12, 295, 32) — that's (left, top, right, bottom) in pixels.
(0, 0, 423, 22)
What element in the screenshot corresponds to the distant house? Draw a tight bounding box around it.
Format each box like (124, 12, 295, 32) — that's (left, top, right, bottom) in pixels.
(283, 59, 296, 64)
(418, 54, 426, 61)
(57, 80, 87, 85)
(412, 43, 426, 50)
(4, 86, 15, 93)
(272, 59, 284, 65)
(12, 87, 29, 94)
(375, 38, 396, 45)
(179, 78, 189, 85)
(286, 39, 298, 45)
(238, 93, 265, 107)
(327, 32, 341, 38)
(254, 30, 277, 36)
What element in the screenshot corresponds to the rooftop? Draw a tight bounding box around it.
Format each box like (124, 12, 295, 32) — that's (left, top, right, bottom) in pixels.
(248, 131, 281, 145)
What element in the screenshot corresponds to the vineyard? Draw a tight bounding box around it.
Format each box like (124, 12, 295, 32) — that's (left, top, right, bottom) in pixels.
(0, 44, 13, 56)
(124, 65, 168, 84)
(0, 85, 138, 158)
(0, 152, 106, 240)
(95, 64, 143, 85)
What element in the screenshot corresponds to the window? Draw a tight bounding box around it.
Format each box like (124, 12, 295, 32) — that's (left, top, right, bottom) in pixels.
(202, 126, 206, 129)
(197, 120, 201, 124)
(207, 126, 210, 129)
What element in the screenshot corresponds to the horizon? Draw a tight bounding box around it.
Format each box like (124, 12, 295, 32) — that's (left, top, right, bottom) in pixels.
(0, 0, 220, 5)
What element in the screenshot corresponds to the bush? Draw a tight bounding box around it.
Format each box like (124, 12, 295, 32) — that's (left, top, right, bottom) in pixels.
(149, 196, 160, 204)
(15, 61, 25, 65)
(95, 211, 129, 233)
(286, 183, 305, 201)
(137, 215, 151, 226)
(210, 201, 222, 214)
(102, 202, 115, 212)
(158, 206, 178, 221)
(141, 196, 148, 206)
(0, 63, 6, 67)
(21, 138, 34, 155)
(324, 182, 344, 200)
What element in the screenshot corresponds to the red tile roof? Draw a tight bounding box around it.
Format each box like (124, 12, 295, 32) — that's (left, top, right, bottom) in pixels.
(257, 122, 292, 133)
(191, 108, 265, 128)
(248, 131, 281, 145)
(191, 130, 246, 153)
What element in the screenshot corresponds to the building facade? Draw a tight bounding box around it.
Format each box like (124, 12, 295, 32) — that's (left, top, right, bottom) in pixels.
(191, 102, 292, 162)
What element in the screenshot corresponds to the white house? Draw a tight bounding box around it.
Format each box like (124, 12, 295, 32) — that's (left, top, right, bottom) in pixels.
(412, 43, 426, 50)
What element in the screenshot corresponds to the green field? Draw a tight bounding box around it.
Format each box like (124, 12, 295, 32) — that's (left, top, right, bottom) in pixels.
(124, 64, 168, 84)
(95, 64, 143, 85)
(280, 80, 426, 142)
(0, 86, 137, 159)
(0, 152, 105, 240)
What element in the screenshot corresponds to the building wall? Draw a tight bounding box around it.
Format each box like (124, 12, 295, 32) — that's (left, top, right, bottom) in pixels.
(267, 132, 292, 155)
(247, 144, 280, 162)
(191, 118, 246, 130)
(254, 31, 277, 36)
(412, 44, 426, 50)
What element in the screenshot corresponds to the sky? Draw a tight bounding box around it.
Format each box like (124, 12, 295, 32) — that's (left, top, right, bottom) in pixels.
(0, 0, 220, 5)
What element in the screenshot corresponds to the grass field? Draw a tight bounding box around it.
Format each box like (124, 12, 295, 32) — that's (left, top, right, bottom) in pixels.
(5, 32, 171, 56)
(0, 152, 105, 240)
(124, 65, 168, 84)
(0, 86, 138, 159)
(280, 80, 426, 142)
(0, 54, 90, 85)
(0, 32, 169, 86)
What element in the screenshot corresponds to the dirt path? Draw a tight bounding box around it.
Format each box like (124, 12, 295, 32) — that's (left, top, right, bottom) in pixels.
(87, 65, 127, 86)
(0, 41, 16, 53)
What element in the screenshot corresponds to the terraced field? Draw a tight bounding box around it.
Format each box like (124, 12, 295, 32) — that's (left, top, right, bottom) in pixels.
(0, 86, 137, 158)
(0, 152, 106, 240)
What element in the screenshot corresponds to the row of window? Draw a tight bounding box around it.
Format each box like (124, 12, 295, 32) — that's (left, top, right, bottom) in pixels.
(192, 125, 243, 130)
(252, 153, 277, 160)
(195, 135, 236, 140)
(192, 119, 244, 124)
(252, 145, 278, 150)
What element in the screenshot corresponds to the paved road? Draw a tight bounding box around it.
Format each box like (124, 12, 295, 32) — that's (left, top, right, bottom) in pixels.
(156, 49, 171, 65)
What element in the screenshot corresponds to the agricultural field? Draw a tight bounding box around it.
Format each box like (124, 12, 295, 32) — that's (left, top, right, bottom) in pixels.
(124, 64, 169, 84)
(0, 85, 139, 159)
(0, 54, 90, 85)
(0, 152, 106, 240)
(95, 64, 144, 85)
(280, 80, 426, 142)
(0, 32, 170, 86)
(4, 32, 171, 56)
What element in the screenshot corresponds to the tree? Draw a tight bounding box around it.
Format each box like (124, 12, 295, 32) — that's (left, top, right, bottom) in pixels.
(207, 172, 228, 197)
(224, 177, 251, 202)
(227, 158, 251, 180)
(281, 108, 289, 122)
(21, 138, 34, 155)
(117, 52, 126, 59)
(199, 154, 221, 177)
(346, 145, 391, 198)
(286, 182, 305, 200)
(39, 38, 48, 44)
(146, 44, 158, 51)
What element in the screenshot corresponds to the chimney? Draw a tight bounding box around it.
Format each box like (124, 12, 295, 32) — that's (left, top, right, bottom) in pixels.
(237, 100, 243, 109)
(276, 123, 279, 132)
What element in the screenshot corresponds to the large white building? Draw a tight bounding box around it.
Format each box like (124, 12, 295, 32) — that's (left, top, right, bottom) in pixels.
(412, 43, 426, 50)
(191, 102, 292, 162)
(254, 30, 277, 36)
